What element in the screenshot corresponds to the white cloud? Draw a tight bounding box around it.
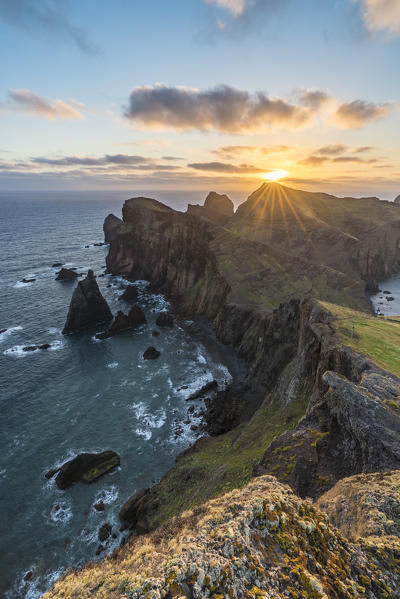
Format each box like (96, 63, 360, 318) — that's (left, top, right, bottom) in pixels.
(5, 89, 85, 121)
(204, 0, 248, 17)
(357, 0, 400, 36)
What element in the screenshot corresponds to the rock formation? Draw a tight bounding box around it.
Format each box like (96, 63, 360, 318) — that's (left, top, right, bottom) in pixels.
(118, 285, 138, 302)
(187, 191, 234, 224)
(43, 476, 400, 599)
(96, 304, 146, 339)
(143, 346, 160, 360)
(56, 268, 78, 281)
(47, 451, 120, 489)
(155, 312, 173, 327)
(103, 213, 123, 242)
(394, 194, 400, 204)
(62, 270, 112, 334)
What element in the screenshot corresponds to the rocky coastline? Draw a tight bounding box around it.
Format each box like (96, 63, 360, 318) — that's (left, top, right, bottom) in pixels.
(44, 184, 400, 598)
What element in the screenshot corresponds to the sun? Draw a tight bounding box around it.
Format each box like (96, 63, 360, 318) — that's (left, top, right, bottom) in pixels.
(262, 169, 289, 181)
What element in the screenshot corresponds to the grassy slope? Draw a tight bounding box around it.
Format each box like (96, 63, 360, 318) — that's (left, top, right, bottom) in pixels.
(146, 380, 308, 530)
(322, 301, 400, 377)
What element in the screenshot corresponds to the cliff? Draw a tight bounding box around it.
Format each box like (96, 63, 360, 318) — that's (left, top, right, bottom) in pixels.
(44, 474, 400, 599)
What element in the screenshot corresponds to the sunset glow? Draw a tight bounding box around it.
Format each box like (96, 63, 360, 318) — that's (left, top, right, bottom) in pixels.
(262, 170, 289, 181)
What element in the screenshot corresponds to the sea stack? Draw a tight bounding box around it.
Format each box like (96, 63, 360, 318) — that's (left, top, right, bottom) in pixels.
(62, 269, 112, 334)
(103, 213, 123, 243)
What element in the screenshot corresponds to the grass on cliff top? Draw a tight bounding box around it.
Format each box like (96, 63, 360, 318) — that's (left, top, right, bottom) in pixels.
(146, 389, 308, 530)
(322, 301, 400, 377)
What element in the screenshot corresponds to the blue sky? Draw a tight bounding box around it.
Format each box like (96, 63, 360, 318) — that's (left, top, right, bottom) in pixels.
(0, 0, 399, 198)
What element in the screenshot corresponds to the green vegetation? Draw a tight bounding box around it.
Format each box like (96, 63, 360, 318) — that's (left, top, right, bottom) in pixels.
(145, 390, 308, 530)
(321, 301, 400, 377)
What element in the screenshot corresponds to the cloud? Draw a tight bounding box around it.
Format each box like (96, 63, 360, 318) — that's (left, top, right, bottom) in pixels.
(124, 84, 314, 133)
(298, 155, 329, 167)
(5, 89, 85, 120)
(213, 144, 290, 157)
(316, 144, 349, 156)
(333, 99, 395, 128)
(356, 0, 400, 36)
(299, 90, 332, 109)
(332, 156, 379, 163)
(0, 0, 98, 54)
(188, 161, 264, 173)
(204, 0, 247, 16)
(354, 145, 375, 153)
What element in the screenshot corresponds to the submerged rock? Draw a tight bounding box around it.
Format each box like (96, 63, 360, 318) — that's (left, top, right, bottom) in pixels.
(155, 313, 174, 327)
(143, 346, 160, 360)
(56, 268, 78, 281)
(55, 450, 120, 489)
(96, 304, 146, 339)
(22, 343, 51, 352)
(118, 285, 138, 302)
(0, 328, 7, 334)
(62, 270, 112, 334)
(22, 277, 36, 283)
(52, 262, 63, 267)
(94, 500, 105, 512)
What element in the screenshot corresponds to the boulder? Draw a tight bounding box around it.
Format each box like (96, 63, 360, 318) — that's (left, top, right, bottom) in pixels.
(98, 522, 112, 542)
(155, 313, 174, 327)
(103, 213, 123, 243)
(94, 500, 105, 512)
(56, 268, 78, 281)
(143, 346, 160, 360)
(52, 262, 63, 267)
(55, 450, 120, 489)
(62, 270, 113, 334)
(96, 304, 146, 339)
(118, 285, 138, 302)
(22, 277, 36, 283)
(0, 328, 7, 334)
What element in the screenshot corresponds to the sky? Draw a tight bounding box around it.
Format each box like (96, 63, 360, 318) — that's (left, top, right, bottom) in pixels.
(0, 0, 399, 199)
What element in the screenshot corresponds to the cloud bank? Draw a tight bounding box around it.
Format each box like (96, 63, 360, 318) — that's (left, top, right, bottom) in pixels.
(124, 84, 395, 133)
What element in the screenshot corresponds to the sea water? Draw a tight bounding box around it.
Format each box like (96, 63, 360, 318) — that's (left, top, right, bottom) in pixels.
(0, 191, 237, 597)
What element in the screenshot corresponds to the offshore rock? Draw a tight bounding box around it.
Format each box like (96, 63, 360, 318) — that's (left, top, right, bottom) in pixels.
(118, 285, 138, 302)
(143, 346, 160, 360)
(55, 451, 120, 489)
(44, 476, 400, 599)
(103, 213, 123, 243)
(62, 270, 112, 334)
(56, 268, 78, 281)
(96, 304, 146, 339)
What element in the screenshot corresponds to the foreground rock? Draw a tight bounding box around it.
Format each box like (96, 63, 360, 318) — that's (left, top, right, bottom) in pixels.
(118, 285, 138, 302)
(53, 451, 120, 489)
(22, 344, 50, 352)
(62, 270, 112, 334)
(103, 213, 123, 243)
(56, 268, 78, 281)
(96, 305, 146, 339)
(44, 476, 400, 599)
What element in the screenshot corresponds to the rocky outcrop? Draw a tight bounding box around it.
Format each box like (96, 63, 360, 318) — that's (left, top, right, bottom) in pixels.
(317, 470, 400, 548)
(187, 191, 234, 225)
(62, 270, 112, 334)
(48, 451, 120, 489)
(155, 313, 174, 327)
(56, 268, 78, 281)
(103, 213, 123, 243)
(143, 346, 160, 360)
(44, 475, 400, 599)
(96, 304, 146, 339)
(118, 285, 138, 302)
(394, 194, 400, 205)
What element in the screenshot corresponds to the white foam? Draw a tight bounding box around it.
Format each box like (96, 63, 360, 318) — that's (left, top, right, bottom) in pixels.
(13, 280, 33, 288)
(107, 362, 119, 369)
(49, 501, 72, 525)
(130, 401, 166, 429)
(135, 428, 152, 440)
(0, 326, 22, 342)
(95, 485, 119, 505)
(47, 327, 61, 335)
(4, 339, 63, 357)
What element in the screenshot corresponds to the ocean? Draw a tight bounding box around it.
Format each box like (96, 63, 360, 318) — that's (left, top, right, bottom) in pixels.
(0, 190, 238, 598)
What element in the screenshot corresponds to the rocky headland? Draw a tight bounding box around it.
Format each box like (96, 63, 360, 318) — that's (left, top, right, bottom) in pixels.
(47, 184, 400, 597)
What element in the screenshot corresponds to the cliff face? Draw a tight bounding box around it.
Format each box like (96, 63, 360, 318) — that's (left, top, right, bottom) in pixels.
(44, 475, 400, 599)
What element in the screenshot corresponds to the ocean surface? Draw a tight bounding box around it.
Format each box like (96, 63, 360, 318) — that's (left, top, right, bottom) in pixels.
(0, 190, 240, 598)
